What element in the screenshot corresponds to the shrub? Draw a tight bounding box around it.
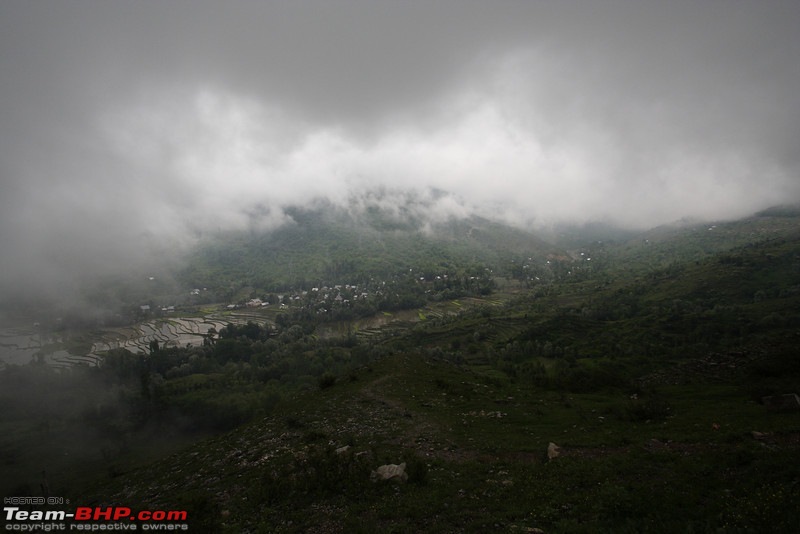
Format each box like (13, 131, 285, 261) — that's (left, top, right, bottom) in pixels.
(318, 372, 336, 390)
(401, 454, 429, 485)
(625, 395, 672, 422)
(259, 445, 373, 505)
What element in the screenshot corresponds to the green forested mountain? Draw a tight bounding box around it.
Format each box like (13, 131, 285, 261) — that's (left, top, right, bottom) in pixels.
(179, 202, 565, 294)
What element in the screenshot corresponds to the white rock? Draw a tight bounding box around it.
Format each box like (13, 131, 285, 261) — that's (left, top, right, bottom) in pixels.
(370, 462, 408, 483)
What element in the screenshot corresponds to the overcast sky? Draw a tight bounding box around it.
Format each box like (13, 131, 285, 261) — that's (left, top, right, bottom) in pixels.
(1, 0, 799, 299)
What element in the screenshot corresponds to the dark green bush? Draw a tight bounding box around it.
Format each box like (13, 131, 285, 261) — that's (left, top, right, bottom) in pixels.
(318, 372, 336, 390)
(625, 395, 672, 421)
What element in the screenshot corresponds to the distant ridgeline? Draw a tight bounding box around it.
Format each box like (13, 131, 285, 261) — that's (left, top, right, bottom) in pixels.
(754, 204, 800, 218)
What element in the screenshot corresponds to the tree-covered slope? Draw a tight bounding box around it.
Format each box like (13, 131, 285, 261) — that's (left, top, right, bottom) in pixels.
(179, 202, 564, 293)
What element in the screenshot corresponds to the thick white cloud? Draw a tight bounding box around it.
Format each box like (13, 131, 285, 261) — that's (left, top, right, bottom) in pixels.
(98, 72, 798, 236)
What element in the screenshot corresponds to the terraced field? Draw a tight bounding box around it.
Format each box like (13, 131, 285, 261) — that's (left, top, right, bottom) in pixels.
(0, 315, 244, 368)
(354, 297, 518, 344)
(90, 317, 229, 355)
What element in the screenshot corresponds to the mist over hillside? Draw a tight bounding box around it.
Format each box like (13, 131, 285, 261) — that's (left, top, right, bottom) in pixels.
(180, 194, 565, 290)
(3, 190, 798, 319)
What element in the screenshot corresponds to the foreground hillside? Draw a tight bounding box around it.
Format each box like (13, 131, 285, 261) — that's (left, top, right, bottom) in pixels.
(84, 349, 800, 533)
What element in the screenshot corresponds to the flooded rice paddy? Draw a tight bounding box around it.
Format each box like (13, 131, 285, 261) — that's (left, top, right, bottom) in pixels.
(0, 313, 266, 369)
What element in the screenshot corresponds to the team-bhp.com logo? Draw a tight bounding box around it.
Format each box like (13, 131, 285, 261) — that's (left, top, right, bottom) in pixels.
(4, 502, 189, 531)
